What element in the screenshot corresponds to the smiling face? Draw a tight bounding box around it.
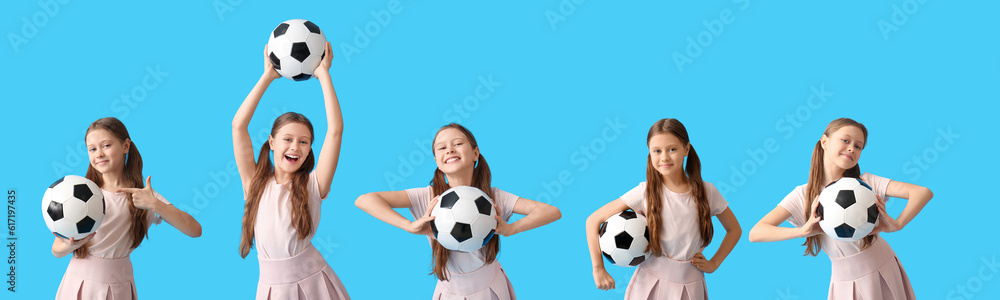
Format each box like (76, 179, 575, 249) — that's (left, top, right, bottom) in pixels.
(433, 127, 479, 175)
(269, 122, 313, 174)
(86, 128, 130, 175)
(821, 125, 866, 170)
(648, 133, 689, 178)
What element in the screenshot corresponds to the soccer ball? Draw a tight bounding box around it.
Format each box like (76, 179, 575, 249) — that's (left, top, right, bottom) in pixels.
(599, 210, 649, 267)
(817, 177, 879, 242)
(41, 175, 105, 240)
(430, 186, 497, 252)
(266, 19, 327, 81)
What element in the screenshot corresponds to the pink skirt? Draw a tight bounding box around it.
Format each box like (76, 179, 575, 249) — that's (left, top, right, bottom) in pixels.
(433, 262, 515, 300)
(55, 256, 137, 300)
(828, 237, 915, 300)
(625, 255, 707, 300)
(257, 245, 350, 300)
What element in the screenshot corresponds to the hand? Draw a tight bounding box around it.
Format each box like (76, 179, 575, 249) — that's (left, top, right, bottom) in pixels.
(407, 197, 438, 235)
(690, 252, 719, 273)
(54, 232, 95, 249)
(593, 267, 615, 290)
(313, 42, 333, 80)
(799, 196, 823, 238)
(117, 176, 162, 213)
(262, 44, 281, 82)
(493, 203, 514, 236)
(873, 194, 902, 234)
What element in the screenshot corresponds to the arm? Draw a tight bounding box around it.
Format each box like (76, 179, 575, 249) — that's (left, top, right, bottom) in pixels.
(585, 198, 630, 290)
(355, 190, 436, 235)
(119, 177, 202, 237)
(748, 201, 820, 243)
(691, 208, 741, 273)
(51, 233, 94, 258)
(494, 197, 561, 237)
(312, 43, 343, 199)
(876, 180, 933, 232)
(233, 45, 281, 192)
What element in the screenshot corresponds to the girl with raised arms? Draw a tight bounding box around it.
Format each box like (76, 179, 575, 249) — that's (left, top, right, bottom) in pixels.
(749, 118, 932, 299)
(52, 117, 202, 299)
(355, 123, 561, 300)
(585, 118, 741, 299)
(233, 42, 349, 299)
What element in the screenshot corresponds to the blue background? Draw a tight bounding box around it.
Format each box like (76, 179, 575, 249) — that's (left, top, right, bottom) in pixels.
(3, 1, 998, 299)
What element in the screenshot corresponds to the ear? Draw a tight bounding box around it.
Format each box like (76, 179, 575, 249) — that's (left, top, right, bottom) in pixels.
(820, 134, 828, 151)
(473, 147, 480, 162)
(268, 135, 274, 149)
(123, 138, 132, 154)
(684, 143, 691, 157)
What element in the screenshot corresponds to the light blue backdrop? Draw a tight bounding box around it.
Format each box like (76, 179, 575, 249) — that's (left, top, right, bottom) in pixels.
(3, 1, 998, 299)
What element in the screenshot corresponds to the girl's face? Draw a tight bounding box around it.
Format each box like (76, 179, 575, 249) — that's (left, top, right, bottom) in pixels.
(433, 128, 479, 174)
(86, 129, 130, 175)
(648, 133, 688, 178)
(269, 122, 312, 175)
(821, 125, 866, 170)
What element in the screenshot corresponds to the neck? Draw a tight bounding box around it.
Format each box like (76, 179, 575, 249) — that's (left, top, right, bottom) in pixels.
(101, 171, 125, 190)
(274, 169, 292, 185)
(444, 168, 474, 187)
(821, 158, 845, 186)
(661, 172, 689, 193)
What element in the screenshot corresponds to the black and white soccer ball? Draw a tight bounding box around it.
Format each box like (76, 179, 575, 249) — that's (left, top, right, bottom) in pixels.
(599, 210, 649, 267)
(41, 175, 105, 240)
(267, 19, 327, 81)
(430, 186, 497, 252)
(817, 177, 879, 242)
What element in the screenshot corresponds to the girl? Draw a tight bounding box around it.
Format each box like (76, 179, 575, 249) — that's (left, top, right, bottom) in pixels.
(52, 117, 203, 299)
(586, 118, 741, 300)
(355, 123, 562, 300)
(232, 42, 349, 299)
(748, 118, 932, 299)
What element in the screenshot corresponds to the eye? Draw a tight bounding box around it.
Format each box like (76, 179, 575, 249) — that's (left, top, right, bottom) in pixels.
(669, 148, 676, 152)
(854, 144, 862, 150)
(841, 139, 849, 143)
(88, 147, 95, 152)
(437, 146, 446, 150)
(284, 138, 292, 142)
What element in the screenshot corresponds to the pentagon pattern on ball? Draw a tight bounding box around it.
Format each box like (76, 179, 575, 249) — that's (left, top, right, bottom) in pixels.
(816, 177, 880, 242)
(41, 175, 106, 240)
(266, 19, 328, 81)
(598, 209, 650, 267)
(430, 186, 498, 252)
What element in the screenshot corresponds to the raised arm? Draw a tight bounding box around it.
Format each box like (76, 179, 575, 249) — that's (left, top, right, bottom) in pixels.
(494, 197, 561, 237)
(312, 43, 343, 199)
(585, 198, 630, 290)
(355, 190, 436, 235)
(876, 180, 933, 233)
(748, 201, 820, 243)
(233, 45, 281, 193)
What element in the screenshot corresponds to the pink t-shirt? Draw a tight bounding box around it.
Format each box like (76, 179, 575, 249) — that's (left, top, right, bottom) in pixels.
(406, 186, 517, 274)
(87, 189, 165, 259)
(253, 172, 324, 259)
(778, 172, 891, 258)
(619, 181, 728, 261)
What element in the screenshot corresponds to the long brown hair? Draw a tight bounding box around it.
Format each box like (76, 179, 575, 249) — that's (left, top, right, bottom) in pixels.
(80, 117, 148, 259)
(803, 117, 869, 256)
(429, 123, 499, 281)
(644, 118, 713, 257)
(239, 112, 316, 258)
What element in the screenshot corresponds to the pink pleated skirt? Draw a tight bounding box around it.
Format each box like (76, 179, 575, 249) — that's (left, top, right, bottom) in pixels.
(257, 245, 350, 300)
(55, 256, 137, 300)
(433, 262, 515, 300)
(625, 255, 707, 300)
(828, 237, 915, 300)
